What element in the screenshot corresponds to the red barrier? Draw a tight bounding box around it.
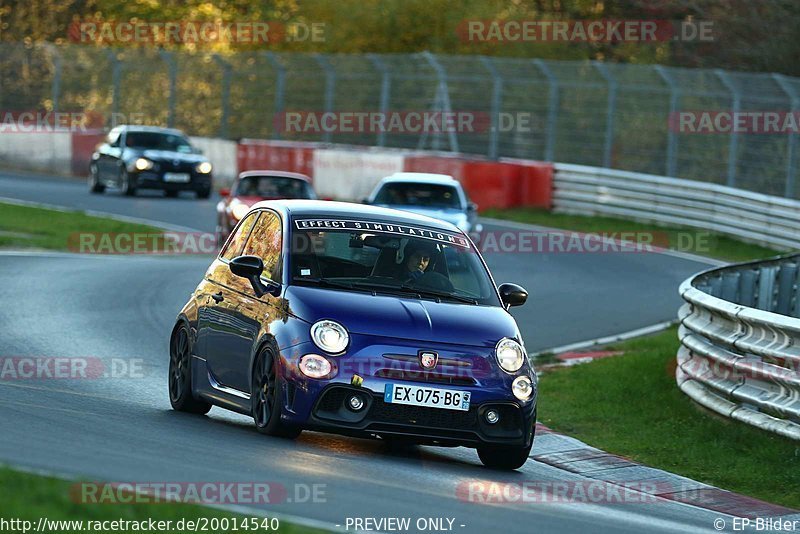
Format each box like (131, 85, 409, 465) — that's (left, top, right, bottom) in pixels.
(512, 159, 554, 209)
(71, 130, 105, 176)
(237, 140, 315, 180)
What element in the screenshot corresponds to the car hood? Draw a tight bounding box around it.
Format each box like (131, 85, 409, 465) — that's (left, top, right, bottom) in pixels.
(133, 149, 207, 164)
(372, 204, 467, 228)
(285, 285, 517, 348)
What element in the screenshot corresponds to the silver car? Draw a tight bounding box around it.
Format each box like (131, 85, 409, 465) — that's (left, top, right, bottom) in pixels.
(364, 173, 483, 241)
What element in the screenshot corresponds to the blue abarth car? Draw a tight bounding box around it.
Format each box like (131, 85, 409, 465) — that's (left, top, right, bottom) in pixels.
(169, 200, 536, 469)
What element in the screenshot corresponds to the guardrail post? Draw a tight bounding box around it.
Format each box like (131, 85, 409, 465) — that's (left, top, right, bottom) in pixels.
(776, 263, 798, 315)
(421, 51, 459, 153)
(593, 62, 617, 169)
(159, 50, 177, 128)
(739, 269, 758, 308)
(772, 73, 798, 198)
(367, 54, 391, 148)
(212, 55, 231, 139)
(715, 70, 740, 188)
(721, 272, 740, 302)
(314, 54, 336, 144)
(262, 52, 285, 140)
(756, 266, 778, 312)
(480, 56, 503, 161)
(533, 59, 558, 162)
(655, 66, 679, 178)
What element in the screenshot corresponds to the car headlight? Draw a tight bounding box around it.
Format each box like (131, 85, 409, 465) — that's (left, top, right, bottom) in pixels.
(512, 375, 534, 401)
(310, 320, 349, 354)
(495, 337, 525, 373)
(196, 161, 213, 174)
(133, 158, 153, 171)
(298, 354, 332, 379)
(230, 201, 250, 221)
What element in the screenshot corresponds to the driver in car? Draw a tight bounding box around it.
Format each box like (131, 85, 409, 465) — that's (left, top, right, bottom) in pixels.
(399, 240, 437, 282)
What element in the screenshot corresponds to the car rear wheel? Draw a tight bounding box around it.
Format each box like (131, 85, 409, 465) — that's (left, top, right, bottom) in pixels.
(88, 165, 105, 194)
(121, 169, 136, 196)
(252, 344, 301, 438)
(169, 325, 212, 414)
(196, 188, 211, 199)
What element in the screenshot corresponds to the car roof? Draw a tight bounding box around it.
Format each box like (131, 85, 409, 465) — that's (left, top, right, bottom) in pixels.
(380, 172, 459, 185)
(116, 125, 188, 136)
(251, 199, 461, 233)
(237, 170, 311, 182)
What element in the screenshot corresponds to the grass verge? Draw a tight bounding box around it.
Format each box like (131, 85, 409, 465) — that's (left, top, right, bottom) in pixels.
(538, 326, 800, 509)
(484, 207, 781, 263)
(0, 202, 162, 251)
(0, 467, 325, 533)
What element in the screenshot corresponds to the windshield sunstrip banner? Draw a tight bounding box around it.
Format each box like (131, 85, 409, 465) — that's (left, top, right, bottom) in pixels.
(294, 219, 470, 248)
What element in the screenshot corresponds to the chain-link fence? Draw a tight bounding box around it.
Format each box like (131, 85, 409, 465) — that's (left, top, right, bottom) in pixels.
(2, 42, 800, 199)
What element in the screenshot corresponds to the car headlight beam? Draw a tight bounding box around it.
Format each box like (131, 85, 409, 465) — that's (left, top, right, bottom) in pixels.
(133, 158, 153, 171)
(310, 320, 349, 354)
(495, 337, 525, 373)
(196, 161, 213, 174)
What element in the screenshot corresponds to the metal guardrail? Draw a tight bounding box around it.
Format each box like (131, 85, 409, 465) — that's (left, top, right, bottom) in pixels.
(553, 163, 800, 251)
(677, 255, 800, 441)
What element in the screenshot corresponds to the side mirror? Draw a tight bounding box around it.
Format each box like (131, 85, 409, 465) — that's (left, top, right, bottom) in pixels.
(229, 255, 280, 297)
(360, 197, 369, 204)
(467, 202, 478, 212)
(194, 147, 204, 155)
(219, 188, 230, 198)
(498, 283, 528, 308)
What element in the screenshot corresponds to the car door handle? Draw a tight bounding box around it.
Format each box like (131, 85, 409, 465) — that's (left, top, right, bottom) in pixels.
(211, 291, 224, 303)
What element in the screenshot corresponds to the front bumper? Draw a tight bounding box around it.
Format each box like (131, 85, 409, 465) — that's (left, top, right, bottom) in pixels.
(133, 170, 212, 191)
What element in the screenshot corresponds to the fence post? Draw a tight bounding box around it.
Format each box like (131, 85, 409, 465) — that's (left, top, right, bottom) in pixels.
(314, 54, 336, 144)
(367, 54, 390, 148)
(211, 55, 231, 139)
(533, 59, 558, 162)
(106, 50, 122, 127)
(159, 50, 177, 128)
(655, 65, 679, 178)
(715, 70, 740, 188)
(772, 73, 798, 199)
(421, 51, 459, 153)
(262, 52, 285, 140)
(479, 56, 502, 161)
(44, 44, 62, 114)
(593, 62, 617, 169)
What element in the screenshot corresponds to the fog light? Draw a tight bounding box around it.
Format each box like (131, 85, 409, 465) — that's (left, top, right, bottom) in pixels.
(512, 375, 534, 401)
(347, 395, 365, 411)
(298, 354, 331, 379)
(485, 409, 500, 425)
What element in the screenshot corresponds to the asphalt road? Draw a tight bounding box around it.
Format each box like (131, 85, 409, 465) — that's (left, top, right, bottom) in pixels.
(0, 254, 722, 533)
(0, 172, 724, 532)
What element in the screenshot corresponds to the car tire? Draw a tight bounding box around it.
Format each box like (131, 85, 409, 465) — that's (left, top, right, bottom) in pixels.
(88, 165, 105, 194)
(477, 418, 536, 470)
(168, 324, 212, 414)
(252, 343, 301, 439)
(197, 188, 211, 200)
(121, 169, 136, 196)
(165, 190, 179, 198)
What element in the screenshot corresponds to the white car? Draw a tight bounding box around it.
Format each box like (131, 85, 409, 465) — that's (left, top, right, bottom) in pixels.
(364, 173, 483, 240)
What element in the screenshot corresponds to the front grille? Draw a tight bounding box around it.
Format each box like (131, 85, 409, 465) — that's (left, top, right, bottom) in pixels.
(368, 398, 477, 430)
(374, 368, 476, 386)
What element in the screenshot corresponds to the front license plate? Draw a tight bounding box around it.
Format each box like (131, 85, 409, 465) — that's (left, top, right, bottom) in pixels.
(164, 172, 190, 183)
(384, 384, 471, 411)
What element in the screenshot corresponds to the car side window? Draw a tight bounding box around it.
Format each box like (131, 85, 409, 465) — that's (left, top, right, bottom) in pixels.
(221, 212, 258, 261)
(242, 211, 282, 282)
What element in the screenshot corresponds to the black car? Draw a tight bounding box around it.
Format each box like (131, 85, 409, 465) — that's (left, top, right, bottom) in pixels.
(89, 125, 213, 198)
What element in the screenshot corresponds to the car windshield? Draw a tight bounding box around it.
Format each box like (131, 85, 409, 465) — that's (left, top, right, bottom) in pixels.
(373, 183, 462, 209)
(290, 219, 499, 306)
(125, 132, 193, 153)
(236, 176, 316, 199)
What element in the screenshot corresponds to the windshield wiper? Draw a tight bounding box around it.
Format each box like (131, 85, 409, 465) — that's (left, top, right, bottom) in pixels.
(395, 284, 478, 305)
(293, 277, 354, 290)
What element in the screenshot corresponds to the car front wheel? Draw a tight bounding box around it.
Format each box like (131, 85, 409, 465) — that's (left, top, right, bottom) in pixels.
(252, 344, 301, 438)
(88, 165, 105, 194)
(477, 441, 533, 470)
(121, 169, 136, 196)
